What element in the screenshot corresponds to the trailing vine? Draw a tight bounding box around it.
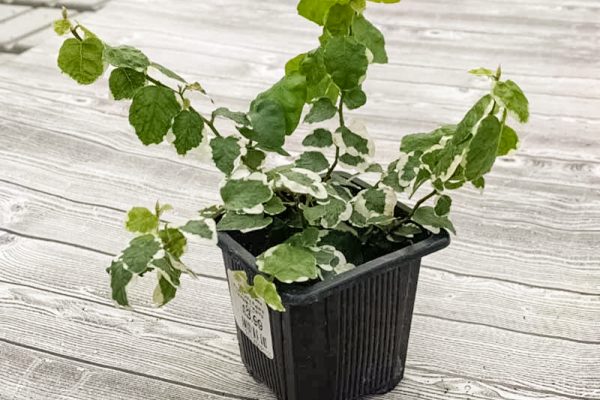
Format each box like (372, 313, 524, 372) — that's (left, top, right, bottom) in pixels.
(54, 1, 529, 311)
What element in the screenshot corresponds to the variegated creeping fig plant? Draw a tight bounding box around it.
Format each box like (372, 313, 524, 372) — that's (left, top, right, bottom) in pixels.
(54, 1, 529, 311)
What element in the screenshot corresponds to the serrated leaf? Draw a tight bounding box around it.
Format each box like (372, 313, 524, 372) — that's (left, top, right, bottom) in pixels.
(263, 196, 286, 215)
(150, 62, 186, 83)
(108, 260, 133, 306)
(493, 80, 529, 123)
(286, 227, 320, 248)
(221, 178, 273, 211)
(129, 85, 181, 145)
(257, 243, 318, 283)
(254, 73, 307, 135)
(324, 36, 369, 90)
(252, 275, 285, 312)
(325, 3, 355, 36)
(121, 234, 161, 274)
(212, 107, 250, 126)
(217, 212, 273, 233)
(242, 148, 266, 170)
(125, 207, 158, 233)
(343, 87, 367, 109)
(245, 99, 287, 151)
(295, 151, 330, 173)
(53, 19, 71, 36)
(304, 97, 337, 123)
(152, 257, 181, 288)
(465, 115, 502, 181)
(103, 45, 150, 72)
(275, 168, 328, 199)
(210, 136, 241, 175)
(153, 274, 178, 306)
(57, 37, 104, 85)
(158, 228, 187, 258)
(180, 219, 216, 242)
(172, 109, 204, 155)
(434, 195, 452, 216)
(497, 125, 519, 156)
(297, 0, 338, 25)
(109, 67, 146, 100)
(303, 128, 333, 148)
(412, 206, 456, 234)
(352, 15, 388, 64)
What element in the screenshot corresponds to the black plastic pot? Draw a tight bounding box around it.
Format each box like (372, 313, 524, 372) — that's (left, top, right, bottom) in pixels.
(218, 193, 450, 400)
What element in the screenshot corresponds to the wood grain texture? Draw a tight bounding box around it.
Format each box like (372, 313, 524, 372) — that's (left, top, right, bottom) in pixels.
(0, 0, 599, 398)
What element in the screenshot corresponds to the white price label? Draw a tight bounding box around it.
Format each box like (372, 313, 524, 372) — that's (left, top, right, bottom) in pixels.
(227, 269, 274, 359)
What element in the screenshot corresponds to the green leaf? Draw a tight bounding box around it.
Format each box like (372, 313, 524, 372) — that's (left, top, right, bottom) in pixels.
(150, 62, 186, 83)
(180, 219, 216, 242)
(465, 115, 502, 181)
(338, 126, 370, 154)
(285, 53, 306, 75)
(339, 153, 367, 168)
(324, 36, 369, 90)
(497, 125, 519, 156)
(152, 257, 181, 288)
(434, 195, 452, 217)
(298, 48, 340, 103)
(303, 197, 351, 228)
(153, 275, 178, 306)
(254, 73, 307, 135)
(129, 86, 181, 145)
(304, 98, 337, 123)
(252, 275, 285, 312)
(199, 205, 223, 219)
(285, 227, 320, 247)
(400, 125, 454, 153)
(451, 95, 493, 145)
(263, 196, 286, 215)
(412, 206, 456, 234)
(172, 109, 204, 155)
(109, 67, 146, 100)
(295, 151, 330, 173)
(57, 37, 104, 84)
(469, 67, 495, 77)
(352, 15, 388, 64)
(158, 228, 187, 258)
(325, 3, 355, 36)
(343, 87, 367, 109)
(493, 80, 529, 123)
(103, 45, 150, 72)
(108, 261, 133, 306)
(275, 168, 328, 199)
(472, 176, 485, 190)
(125, 207, 158, 233)
(246, 99, 287, 151)
(210, 136, 241, 175)
(121, 234, 161, 274)
(242, 148, 266, 170)
(257, 243, 318, 283)
(53, 19, 71, 36)
(212, 107, 250, 126)
(368, 0, 401, 3)
(297, 0, 338, 25)
(217, 212, 273, 233)
(221, 178, 273, 211)
(303, 128, 333, 148)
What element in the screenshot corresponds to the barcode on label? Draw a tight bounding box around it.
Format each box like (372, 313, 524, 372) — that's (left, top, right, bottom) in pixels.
(227, 269, 274, 359)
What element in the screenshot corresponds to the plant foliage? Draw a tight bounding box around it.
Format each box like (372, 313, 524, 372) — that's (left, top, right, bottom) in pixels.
(54, 4, 529, 312)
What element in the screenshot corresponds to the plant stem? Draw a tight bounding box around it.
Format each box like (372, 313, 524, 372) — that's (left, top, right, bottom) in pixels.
(324, 93, 345, 181)
(70, 26, 83, 41)
(408, 189, 437, 218)
(202, 115, 223, 138)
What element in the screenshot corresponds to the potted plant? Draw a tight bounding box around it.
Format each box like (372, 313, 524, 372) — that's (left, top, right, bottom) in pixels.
(53, 1, 529, 399)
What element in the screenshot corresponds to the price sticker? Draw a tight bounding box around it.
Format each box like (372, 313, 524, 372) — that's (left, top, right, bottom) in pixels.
(227, 269, 274, 359)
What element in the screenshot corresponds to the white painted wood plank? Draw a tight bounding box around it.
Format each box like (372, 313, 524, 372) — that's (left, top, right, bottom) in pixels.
(0, 341, 241, 400)
(0, 0, 106, 11)
(1, 282, 599, 399)
(0, 7, 57, 50)
(0, 4, 29, 22)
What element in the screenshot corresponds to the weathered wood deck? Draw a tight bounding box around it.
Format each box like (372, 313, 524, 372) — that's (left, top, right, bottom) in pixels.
(0, 0, 599, 399)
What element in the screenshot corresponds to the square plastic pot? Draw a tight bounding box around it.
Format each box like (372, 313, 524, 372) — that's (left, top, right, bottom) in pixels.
(218, 196, 450, 400)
